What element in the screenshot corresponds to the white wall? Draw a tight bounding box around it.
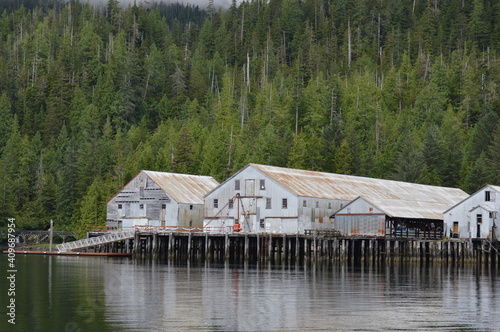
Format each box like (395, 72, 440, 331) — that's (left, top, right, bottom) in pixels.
(444, 187, 500, 239)
(204, 165, 347, 234)
(204, 166, 298, 233)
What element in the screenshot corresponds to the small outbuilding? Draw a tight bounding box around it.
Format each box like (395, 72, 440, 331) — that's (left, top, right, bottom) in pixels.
(443, 185, 500, 240)
(107, 170, 219, 229)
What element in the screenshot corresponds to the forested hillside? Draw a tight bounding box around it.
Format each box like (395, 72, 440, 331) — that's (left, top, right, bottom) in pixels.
(1, 0, 500, 234)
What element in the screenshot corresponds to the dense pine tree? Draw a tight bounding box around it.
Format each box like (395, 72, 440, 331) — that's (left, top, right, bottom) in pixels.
(0, 0, 499, 234)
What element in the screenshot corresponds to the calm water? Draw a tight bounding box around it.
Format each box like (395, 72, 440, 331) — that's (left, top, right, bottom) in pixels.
(1, 255, 499, 331)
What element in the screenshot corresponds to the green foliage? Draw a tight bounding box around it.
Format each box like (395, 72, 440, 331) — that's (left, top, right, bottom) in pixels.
(1, 1, 500, 231)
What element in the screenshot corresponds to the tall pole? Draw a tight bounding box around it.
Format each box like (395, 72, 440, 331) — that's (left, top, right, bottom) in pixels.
(49, 219, 54, 251)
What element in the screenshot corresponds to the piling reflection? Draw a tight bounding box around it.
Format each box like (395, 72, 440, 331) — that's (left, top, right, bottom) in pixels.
(97, 260, 500, 331)
(1, 255, 499, 331)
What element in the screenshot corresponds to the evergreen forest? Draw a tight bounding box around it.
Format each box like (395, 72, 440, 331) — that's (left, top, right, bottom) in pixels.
(1, 0, 500, 235)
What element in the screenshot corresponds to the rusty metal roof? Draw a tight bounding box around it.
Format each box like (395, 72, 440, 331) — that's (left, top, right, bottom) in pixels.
(144, 171, 219, 204)
(251, 164, 468, 219)
(346, 196, 459, 220)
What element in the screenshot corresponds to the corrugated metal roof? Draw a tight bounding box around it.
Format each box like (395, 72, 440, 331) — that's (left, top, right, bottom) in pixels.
(355, 196, 457, 220)
(251, 164, 469, 220)
(144, 171, 219, 204)
(488, 185, 500, 193)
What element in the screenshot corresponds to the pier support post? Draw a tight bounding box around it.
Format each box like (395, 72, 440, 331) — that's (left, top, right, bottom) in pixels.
(152, 232, 158, 258)
(205, 233, 209, 261)
(313, 235, 317, 263)
(225, 233, 230, 261)
(133, 232, 140, 255)
(295, 234, 300, 263)
(256, 234, 260, 261)
(187, 232, 192, 261)
(268, 234, 273, 262)
(168, 233, 174, 260)
(361, 240, 366, 263)
(244, 234, 249, 262)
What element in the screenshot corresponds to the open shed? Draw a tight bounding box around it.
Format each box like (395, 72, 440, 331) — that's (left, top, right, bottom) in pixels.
(333, 195, 459, 239)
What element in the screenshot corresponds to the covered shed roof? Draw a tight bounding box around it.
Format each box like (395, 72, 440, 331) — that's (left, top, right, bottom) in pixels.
(338, 196, 460, 220)
(250, 164, 468, 220)
(144, 171, 219, 204)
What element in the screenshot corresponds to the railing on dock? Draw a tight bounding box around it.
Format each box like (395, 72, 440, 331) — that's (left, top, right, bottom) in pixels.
(390, 228, 443, 240)
(304, 229, 341, 238)
(56, 230, 135, 252)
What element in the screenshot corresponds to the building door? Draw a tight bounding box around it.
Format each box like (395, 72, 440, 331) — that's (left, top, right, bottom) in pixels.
(161, 204, 166, 227)
(245, 179, 255, 196)
(476, 214, 482, 238)
(452, 222, 459, 238)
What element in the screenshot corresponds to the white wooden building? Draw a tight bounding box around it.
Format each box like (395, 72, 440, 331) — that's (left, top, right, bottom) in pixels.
(203, 163, 468, 235)
(443, 185, 500, 240)
(107, 171, 219, 229)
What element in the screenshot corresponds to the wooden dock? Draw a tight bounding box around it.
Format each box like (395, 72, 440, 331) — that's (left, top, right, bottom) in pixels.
(68, 231, 500, 266)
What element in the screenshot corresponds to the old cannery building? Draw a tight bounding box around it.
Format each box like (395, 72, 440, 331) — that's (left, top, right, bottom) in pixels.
(444, 185, 500, 240)
(333, 185, 468, 240)
(107, 170, 219, 230)
(203, 164, 468, 236)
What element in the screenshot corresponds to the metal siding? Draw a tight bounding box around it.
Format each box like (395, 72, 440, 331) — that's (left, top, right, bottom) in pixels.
(335, 214, 386, 236)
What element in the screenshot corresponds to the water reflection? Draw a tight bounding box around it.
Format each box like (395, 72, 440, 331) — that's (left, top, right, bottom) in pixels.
(1, 256, 499, 331)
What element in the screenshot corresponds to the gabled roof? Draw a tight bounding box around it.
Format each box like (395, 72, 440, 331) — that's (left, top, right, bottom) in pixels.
(335, 196, 457, 220)
(144, 171, 219, 204)
(109, 170, 219, 204)
(444, 184, 500, 214)
(469, 205, 496, 213)
(250, 164, 468, 206)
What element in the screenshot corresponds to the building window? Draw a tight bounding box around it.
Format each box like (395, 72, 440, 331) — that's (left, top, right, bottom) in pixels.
(161, 204, 166, 209)
(214, 199, 219, 209)
(489, 212, 494, 219)
(303, 201, 307, 207)
(139, 204, 144, 209)
(328, 202, 331, 209)
(266, 198, 271, 209)
(118, 204, 122, 209)
(486, 191, 491, 201)
(282, 198, 288, 209)
(477, 214, 482, 223)
(316, 201, 319, 208)
(190, 205, 193, 210)
(229, 199, 234, 209)
(235, 180, 240, 190)
(260, 179, 266, 190)
(260, 219, 265, 229)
